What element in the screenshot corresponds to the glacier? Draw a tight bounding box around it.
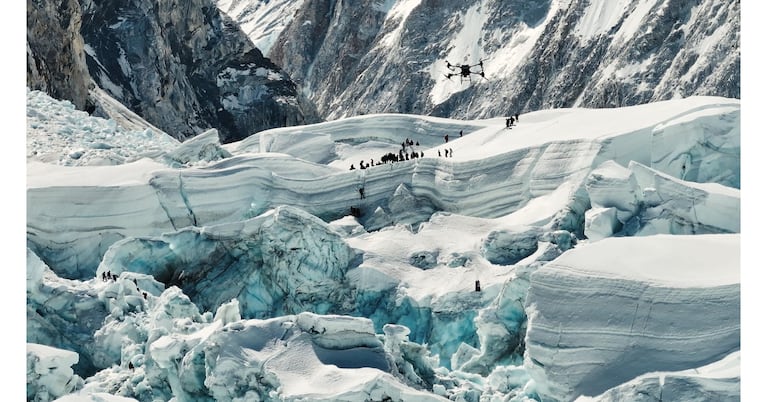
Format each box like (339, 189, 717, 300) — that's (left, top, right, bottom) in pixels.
(26, 89, 740, 401)
(524, 234, 739, 401)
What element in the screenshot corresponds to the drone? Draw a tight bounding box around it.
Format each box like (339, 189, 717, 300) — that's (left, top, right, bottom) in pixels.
(445, 59, 486, 83)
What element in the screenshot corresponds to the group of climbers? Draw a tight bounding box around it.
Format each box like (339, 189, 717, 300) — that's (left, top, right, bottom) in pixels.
(349, 113, 524, 216)
(506, 113, 520, 129)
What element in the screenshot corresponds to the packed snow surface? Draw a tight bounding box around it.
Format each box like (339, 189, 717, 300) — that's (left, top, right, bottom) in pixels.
(26, 89, 740, 401)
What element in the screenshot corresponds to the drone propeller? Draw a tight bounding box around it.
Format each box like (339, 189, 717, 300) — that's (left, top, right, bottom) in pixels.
(444, 57, 489, 82)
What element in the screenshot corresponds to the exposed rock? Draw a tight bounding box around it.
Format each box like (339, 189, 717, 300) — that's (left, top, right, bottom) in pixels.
(247, 0, 740, 120)
(27, 0, 319, 144)
(78, 0, 319, 143)
(27, 0, 92, 110)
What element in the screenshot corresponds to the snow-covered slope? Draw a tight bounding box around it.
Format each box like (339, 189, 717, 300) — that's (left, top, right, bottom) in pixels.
(26, 90, 179, 166)
(26, 89, 740, 401)
(27, 92, 740, 279)
(28, 0, 318, 144)
(215, 0, 305, 54)
(219, 0, 739, 121)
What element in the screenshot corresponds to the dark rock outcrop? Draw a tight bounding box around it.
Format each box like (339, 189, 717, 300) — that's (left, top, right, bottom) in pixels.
(27, 0, 319, 143)
(27, 0, 93, 111)
(79, 0, 318, 142)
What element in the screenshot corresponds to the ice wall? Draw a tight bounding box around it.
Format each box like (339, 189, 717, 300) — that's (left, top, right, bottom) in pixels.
(584, 160, 740, 239)
(576, 351, 740, 402)
(97, 206, 358, 317)
(27, 98, 740, 281)
(524, 234, 740, 401)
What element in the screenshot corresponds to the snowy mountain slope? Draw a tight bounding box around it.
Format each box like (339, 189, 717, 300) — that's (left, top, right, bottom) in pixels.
(26, 90, 179, 166)
(26, 89, 740, 401)
(222, 0, 739, 121)
(215, 0, 306, 53)
(27, 0, 318, 144)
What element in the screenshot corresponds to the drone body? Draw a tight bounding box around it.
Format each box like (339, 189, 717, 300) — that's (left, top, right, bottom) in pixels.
(445, 60, 486, 83)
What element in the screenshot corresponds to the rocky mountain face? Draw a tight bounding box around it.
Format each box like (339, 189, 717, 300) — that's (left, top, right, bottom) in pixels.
(27, 0, 93, 111)
(27, 0, 739, 141)
(223, 0, 740, 121)
(27, 0, 319, 143)
(215, 0, 306, 52)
